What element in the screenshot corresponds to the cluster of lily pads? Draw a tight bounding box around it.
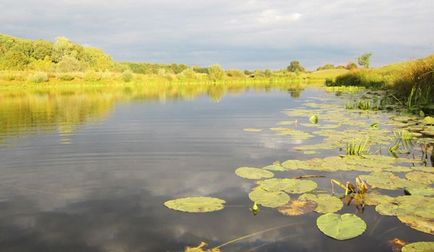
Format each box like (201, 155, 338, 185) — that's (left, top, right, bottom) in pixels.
(164, 95, 433, 251)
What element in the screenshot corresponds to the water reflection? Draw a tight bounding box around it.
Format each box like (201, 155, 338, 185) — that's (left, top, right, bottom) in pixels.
(0, 86, 431, 252)
(0, 82, 306, 142)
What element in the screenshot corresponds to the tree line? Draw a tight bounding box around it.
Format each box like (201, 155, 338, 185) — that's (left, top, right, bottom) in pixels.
(0, 33, 372, 77)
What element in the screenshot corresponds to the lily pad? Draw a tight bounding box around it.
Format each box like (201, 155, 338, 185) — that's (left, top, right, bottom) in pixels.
(243, 128, 263, 132)
(248, 187, 290, 208)
(277, 198, 317, 216)
(359, 172, 409, 190)
(402, 242, 434, 252)
(164, 197, 225, 213)
(364, 192, 395, 206)
(406, 171, 434, 185)
(375, 195, 434, 219)
(316, 213, 367, 240)
(235, 167, 274, 180)
(262, 162, 286, 171)
(422, 116, 434, 125)
(398, 215, 434, 235)
(299, 193, 343, 213)
(257, 178, 317, 194)
(405, 186, 434, 196)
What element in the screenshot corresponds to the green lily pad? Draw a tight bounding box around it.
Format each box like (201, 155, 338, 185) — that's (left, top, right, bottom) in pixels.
(277, 198, 317, 216)
(405, 186, 434, 196)
(270, 127, 314, 140)
(257, 178, 318, 194)
(248, 187, 290, 208)
(316, 213, 367, 240)
(364, 192, 395, 206)
(262, 163, 286, 171)
(243, 128, 263, 132)
(413, 166, 434, 173)
(164, 197, 225, 213)
(422, 116, 434, 125)
(299, 193, 343, 213)
(359, 172, 409, 190)
(375, 195, 434, 219)
(402, 242, 434, 252)
(406, 171, 434, 184)
(235, 167, 274, 180)
(398, 215, 434, 235)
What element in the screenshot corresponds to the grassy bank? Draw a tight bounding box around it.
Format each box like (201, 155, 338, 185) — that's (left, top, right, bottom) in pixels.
(326, 55, 434, 113)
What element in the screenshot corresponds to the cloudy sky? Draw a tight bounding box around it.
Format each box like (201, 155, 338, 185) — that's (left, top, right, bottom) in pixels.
(1, 0, 433, 69)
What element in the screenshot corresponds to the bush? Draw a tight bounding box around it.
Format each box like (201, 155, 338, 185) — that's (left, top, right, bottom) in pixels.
(84, 71, 102, 81)
(326, 71, 385, 88)
(28, 72, 49, 83)
(121, 70, 134, 82)
(59, 74, 75, 81)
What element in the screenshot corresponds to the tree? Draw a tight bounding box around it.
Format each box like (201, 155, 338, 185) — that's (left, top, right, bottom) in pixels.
(346, 62, 358, 70)
(357, 53, 372, 69)
(287, 60, 305, 72)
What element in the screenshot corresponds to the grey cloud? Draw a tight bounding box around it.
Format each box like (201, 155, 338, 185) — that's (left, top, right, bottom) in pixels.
(0, 0, 433, 69)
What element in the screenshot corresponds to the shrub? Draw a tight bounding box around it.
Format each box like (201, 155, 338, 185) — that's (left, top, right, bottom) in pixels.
(59, 74, 75, 81)
(121, 70, 134, 82)
(28, 72, 49, 83)
(84, 71, 102, 81)
(326, 71, 385, 88)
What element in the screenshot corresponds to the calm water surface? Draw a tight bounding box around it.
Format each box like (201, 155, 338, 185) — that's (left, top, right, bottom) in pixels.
(0, 87, 432, 251)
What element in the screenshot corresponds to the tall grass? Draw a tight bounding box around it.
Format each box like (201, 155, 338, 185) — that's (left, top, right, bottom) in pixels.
(392, 55, 434, 112)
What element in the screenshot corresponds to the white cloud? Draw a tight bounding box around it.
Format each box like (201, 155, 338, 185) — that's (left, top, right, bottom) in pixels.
(1, 0, 433, 69)
(257, 9, 302, 24)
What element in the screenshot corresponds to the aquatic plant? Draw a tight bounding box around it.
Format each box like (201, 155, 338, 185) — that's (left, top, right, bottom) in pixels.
(345, 137, 369, 155)
(164, 197, 226, 213)
(316, 213, 367, 240)
(309, 114, 319, 124)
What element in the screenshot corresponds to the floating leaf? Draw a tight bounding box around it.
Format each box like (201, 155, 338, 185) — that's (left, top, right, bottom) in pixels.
(405, 186, 434, 196)
(257, 178, 317, 194)
(299, 194, 343, 213)
(402, 242, 434, 252)
(248, 187, 290, 208)
(235, 167, 274, 180)
(164, 197, 225, 213)
(398, 215, 434, 235)
(277, 198, 317, 216)
(364, 192, 394, 206)
(243, 128, 263, 132)
(316, 213, 367, 240)
(359, 172, 410, 190)
(422, 116, 434, 125)
(262, 162, 286, 171)
(405, 171, 434, 185)
(375, 195, 434, 219)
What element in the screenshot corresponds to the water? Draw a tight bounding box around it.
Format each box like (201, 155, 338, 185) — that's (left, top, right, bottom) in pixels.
(0, 87, 432, 251)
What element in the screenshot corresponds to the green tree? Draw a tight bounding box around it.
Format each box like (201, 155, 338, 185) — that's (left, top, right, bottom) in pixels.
(287, 60, 305, 72)
(357, 53, 372, 69)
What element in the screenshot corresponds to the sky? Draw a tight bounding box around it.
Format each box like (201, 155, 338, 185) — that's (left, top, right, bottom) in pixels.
(1, 0, 433, 70)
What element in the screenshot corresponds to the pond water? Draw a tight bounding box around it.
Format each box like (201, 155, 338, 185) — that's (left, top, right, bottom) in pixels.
(0, 86, 432, 251)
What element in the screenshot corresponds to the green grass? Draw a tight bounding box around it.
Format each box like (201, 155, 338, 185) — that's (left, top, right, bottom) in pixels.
(326, 54, 434, 114)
